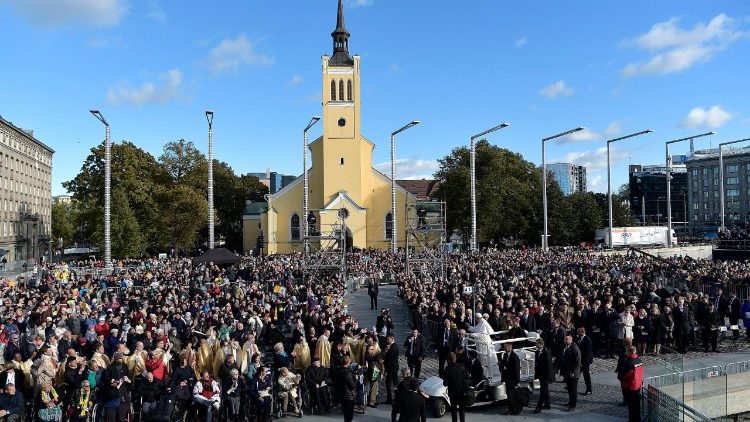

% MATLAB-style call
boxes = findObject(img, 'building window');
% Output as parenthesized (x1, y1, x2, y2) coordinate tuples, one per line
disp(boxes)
(339, 80, 345, 101)
(385, 212, 393, 239)
(693, 203, 699, 210)
(727, 189, 740, 197)
(704, 191, 709, 198)
(692, 169, 698, 176)
(702, 168, 708, 175)
(714, 167, 719, 174)
(703, 179, 708, 187)
(694, 214, 699, 221)
(340, 157, 344, 165)
(727, 177, 739, 185)
(727, 164, 739, 173)
(347, 80, 353, 101)
(331, 80, 337, 101)
(290, 214, 300, 241)
(703, 203, 708, 209)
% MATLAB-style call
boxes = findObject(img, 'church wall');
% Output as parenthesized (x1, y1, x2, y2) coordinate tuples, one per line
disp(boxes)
(242, 216, 261, 253)
(265, 180, 305, 254)
(364, 170, 409, 249)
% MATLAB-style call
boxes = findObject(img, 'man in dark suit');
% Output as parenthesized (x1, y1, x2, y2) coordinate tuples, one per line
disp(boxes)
(393, 378, 427, 422)
(501, 342, 521, 415)
(382, 334, 400, 404)
(673, 298, 692, 353)
(368, 280, 379, 310)
(533, 338, 554, 414)
(442, 353, 469, 422)
(436, 319, 455, 377)
(557, 335, 581, 411)
(0, 362, 24, 394)
(714, 288, 727, 321)
(727, 292, 741, 340)
(576, 327, 593, 395)
(404, 329, 425, 379)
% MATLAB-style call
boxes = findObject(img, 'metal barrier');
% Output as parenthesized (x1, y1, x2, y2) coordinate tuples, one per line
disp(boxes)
(724, 359, 750, 375)
(643, 384, 712, 422)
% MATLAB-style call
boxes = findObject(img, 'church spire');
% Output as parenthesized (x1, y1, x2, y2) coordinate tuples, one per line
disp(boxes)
(330, 0, 354, 66)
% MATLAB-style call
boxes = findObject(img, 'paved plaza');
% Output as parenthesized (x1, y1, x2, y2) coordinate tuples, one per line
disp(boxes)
(300, 284, 750, 421)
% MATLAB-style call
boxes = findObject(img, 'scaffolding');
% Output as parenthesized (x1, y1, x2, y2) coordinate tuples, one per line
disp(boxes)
(405, 200, 447, 280)
(303, 208, 348, 286)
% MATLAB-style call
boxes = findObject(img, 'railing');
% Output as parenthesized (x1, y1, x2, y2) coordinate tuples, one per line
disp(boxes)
(715, 239, 750, 250)
(343, 276, 362, 298)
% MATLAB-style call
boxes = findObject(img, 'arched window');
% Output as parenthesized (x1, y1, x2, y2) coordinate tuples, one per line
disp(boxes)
(330, 80, 337, 101)
(347, 80, 353, 101)
(290, 214, 300, 241)
(385, 212, 393, 239)
(339, 80, 345, 101)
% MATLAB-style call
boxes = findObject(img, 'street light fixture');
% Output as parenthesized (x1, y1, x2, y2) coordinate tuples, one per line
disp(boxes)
(665, 132, 715, 246)
(205, 110, 215, 249)
(470, 122, 510, 251)
(719, 137, 750, 231)
(89, 109, 112, 269)
(607, 129, 653, 248)
(303, 116, 321, 256)
(541, 127, 584, 251)
(391, 120, 421, 253)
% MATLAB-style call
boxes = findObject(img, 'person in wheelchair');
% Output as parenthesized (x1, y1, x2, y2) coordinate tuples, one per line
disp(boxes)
(139, 372, 164, 418)
(276, 366, 302, 418)
(38, 382, 63, 422)
(0, 383, 24, 422)
(100, 376, 131, 422)
(223, 369, 245, 422)
(70, 380, 94, 422)
(249, 366, 273, 422)
(192, 371, 221, 422)
(305, 357, 331, 414)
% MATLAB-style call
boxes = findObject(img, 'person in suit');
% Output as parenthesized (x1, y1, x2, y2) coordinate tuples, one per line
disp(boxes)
(0, 363, 24, 394)
(500, 342, 521, 415)
(368, 280, 379, 310)
(557, 335, 581, 411)
(714, 288, 727, 322)
(436, 319, 455, 377)
(726, 292, 741, 340)
(576, 327, 594, 395)
(377, 309, 395, 350)
(451, 329, 469, 354)
(702, 302, 721, 353)
(442, 353, 469, 422)
(673, 298, 691, 353)
(393, 378, 427, 422)
(533, 338, 554, 414)
(404, 329, 425, 379)
(382, 334, 400, 404)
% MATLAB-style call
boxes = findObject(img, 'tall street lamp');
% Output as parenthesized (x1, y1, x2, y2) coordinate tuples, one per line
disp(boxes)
(205, 111, 215, 249)
(470, 122, 509, 251)
(541, 127, 584, 251)
(303, 116, 321, 256)
(89, 110, 112, 269)
(390, 120, 421, 253)
(607, 130, 653, 248)
(719, 137, 750, 231)
(665, 132, 715, 246)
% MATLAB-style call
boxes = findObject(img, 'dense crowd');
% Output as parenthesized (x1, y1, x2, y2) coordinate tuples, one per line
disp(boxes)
(0, 247, 748, 422)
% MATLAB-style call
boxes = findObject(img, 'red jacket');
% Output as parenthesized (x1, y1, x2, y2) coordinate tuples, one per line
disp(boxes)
(145, 358, 165, 380)
(620, 353, 644, 391)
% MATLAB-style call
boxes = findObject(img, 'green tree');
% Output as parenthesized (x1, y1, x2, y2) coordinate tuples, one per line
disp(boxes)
(160, 139, 206, 183)
(51, 201, 74, 249)
(567, 192, 603, 242)
(110, 189, 145, 258)
(158, 184, 208, 254)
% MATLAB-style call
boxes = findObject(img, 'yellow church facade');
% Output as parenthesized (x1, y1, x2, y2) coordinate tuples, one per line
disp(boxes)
(243, 0, 414, 254)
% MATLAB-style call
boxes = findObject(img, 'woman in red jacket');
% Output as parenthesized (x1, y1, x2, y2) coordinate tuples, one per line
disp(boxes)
(145, 351, 165, 380)
(619, 345, 644, 422)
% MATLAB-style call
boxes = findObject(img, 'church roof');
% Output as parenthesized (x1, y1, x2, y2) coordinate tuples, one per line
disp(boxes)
(330, 0, 354, 66)
(396, 179, 441, 200)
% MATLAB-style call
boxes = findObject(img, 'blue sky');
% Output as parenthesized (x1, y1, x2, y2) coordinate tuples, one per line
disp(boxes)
(1, 0, 748, 196)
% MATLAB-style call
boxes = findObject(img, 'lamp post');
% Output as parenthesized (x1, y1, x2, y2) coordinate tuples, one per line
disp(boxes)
(390, 120, 421, 253)
(541, 127, 584, 251)
(607, 130, 653, 248)
(89, 110, 112, 269)
(665, 132, 715, 246)
(719, 137, 750, 231)
(205, 111, 215, 249)
(470, 122, 509, 252)
(303, 116, 321, 257)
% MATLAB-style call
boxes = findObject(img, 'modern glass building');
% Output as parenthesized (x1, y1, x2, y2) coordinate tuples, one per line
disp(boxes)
(546, 163, 587, 195)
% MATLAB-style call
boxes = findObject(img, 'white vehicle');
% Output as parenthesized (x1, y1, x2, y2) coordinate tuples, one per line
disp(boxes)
(420, 331, 539, 417)
(595, 226, 676, 247)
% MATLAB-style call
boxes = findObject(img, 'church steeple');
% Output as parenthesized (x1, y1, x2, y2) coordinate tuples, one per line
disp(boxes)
(330, 0, 354, 66)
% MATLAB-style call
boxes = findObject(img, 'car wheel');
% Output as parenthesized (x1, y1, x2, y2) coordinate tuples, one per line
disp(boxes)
(432, 397, 447, 418)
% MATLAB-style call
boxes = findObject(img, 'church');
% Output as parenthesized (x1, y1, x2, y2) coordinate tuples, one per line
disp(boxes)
(242, 0, 431, 254)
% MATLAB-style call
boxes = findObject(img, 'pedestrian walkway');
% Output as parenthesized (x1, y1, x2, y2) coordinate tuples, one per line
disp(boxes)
(304, 284, 628, 421)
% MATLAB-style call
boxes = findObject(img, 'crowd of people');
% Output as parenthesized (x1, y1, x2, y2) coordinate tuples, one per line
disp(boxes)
(0, 246, 746, 421)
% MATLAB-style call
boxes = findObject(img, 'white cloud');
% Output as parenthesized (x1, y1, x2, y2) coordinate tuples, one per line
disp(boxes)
(589, 174, 604, 190)
(106, 68, 184, 106)
(603, 121, 621, 135)
(621, 14, 748, 77)
(514, 37, 528, 47)
(146, 0, 166, 22)
(3, 0, 128, 28)
(681, 105, 732, 128)
(349, 0, 374, 8)
(389, 63, 403, 74)
(204, 35, 274, 75)
(375, 158, 439, 180)
(552, 146, 630, 171)
(539, 80, 574, 99)
(289, 75, 304, 86)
